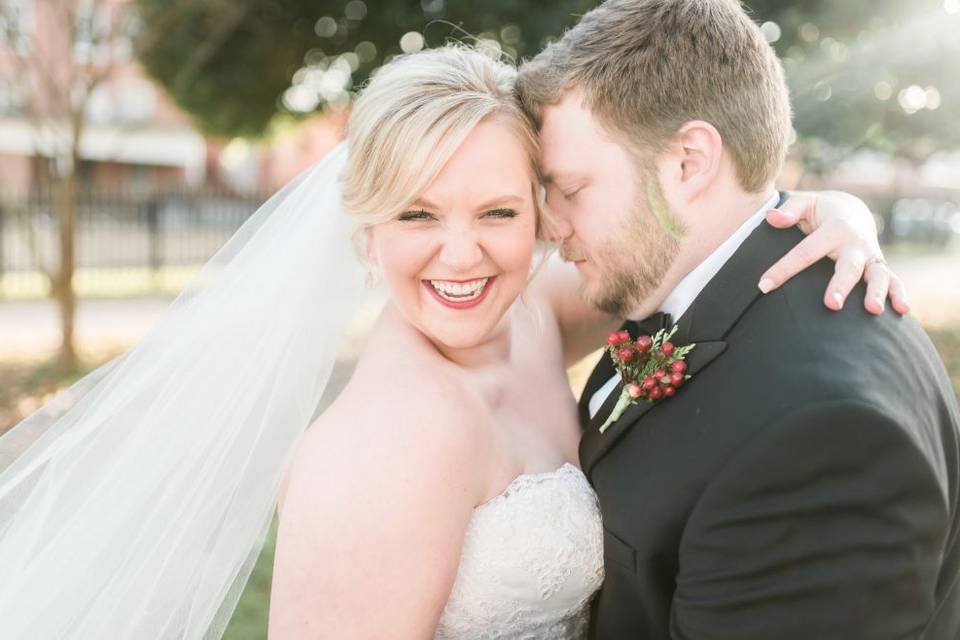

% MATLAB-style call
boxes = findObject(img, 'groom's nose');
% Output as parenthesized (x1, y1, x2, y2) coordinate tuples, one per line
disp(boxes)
(542, 206, 573, 243)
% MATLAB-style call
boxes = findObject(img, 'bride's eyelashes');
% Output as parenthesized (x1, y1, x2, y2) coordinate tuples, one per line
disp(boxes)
(396, 208, 520, 222)
(398, 209, 435, 222)
(484, 208, 519, 219)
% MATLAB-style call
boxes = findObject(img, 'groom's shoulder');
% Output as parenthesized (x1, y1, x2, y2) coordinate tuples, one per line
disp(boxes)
(764, 252, 928, 355)
(728, 251, 956, 441)
(736, 231, 926, 361)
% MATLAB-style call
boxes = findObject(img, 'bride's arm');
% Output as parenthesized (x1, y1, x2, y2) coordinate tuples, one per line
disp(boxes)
(269, 376, 488, 639)
(532, 191, 909, 367)
(759, 190, 909, 314)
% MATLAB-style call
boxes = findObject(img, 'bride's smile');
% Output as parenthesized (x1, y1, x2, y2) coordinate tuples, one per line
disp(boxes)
(424, 276, 495, 307)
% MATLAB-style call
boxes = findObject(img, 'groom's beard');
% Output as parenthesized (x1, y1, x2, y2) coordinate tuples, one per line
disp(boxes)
(571, 176, 681, 317)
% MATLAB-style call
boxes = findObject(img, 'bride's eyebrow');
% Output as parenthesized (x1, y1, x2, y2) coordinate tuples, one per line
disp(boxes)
(474, 195, 524, 211)
(409, 197, 440, 210)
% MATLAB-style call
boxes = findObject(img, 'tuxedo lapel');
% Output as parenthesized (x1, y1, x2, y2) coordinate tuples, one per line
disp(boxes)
(579, 205, 797, 477)
(578, 349, 617, 426)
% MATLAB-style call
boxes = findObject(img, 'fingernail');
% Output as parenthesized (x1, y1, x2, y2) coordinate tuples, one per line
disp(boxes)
(875, 295, 885, 312)
(758, 278, 774, 294)
(832, 292, 844, 309)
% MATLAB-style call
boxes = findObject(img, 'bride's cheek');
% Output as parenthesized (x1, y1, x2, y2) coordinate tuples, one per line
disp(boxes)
(493, 221, 537, 273)
(379, 232, 439, 280)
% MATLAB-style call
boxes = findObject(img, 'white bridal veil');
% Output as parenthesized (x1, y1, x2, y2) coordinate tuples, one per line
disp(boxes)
(0, 143, 365, 638)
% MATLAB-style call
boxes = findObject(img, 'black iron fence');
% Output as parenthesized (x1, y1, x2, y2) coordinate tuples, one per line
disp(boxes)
(0, 184, 272, 299)
(0, 182, 957, 300)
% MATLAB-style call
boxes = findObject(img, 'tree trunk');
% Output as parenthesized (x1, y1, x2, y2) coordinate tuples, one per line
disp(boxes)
(55, 171, 78, 370)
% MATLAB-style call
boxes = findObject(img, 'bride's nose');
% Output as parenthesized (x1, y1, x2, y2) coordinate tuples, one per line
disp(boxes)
(438, 230, 484, 273)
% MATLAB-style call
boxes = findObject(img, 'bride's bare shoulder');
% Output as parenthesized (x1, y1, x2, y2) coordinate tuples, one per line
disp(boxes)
(279, 322, 491, 512)
(341, 315, 484, 431)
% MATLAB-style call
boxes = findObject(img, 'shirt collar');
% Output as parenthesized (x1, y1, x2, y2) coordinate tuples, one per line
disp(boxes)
(659, 192, 780, 321)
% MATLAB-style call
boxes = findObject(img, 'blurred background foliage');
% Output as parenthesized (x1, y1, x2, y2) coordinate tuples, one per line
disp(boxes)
(135, 0, 594, 137)
(135, 0, 959, 171)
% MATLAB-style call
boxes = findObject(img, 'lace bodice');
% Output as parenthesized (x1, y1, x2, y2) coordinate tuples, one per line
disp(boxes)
(434, 463, 605, 640)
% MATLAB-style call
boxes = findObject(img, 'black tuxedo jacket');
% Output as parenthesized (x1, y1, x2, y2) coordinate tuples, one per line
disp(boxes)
(579, 221, 960, 639)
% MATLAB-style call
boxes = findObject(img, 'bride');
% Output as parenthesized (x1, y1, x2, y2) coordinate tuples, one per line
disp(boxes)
(0, 45, 904, 639)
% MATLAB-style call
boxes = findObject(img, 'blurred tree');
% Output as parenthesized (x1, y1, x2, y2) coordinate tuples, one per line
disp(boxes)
(0, 0, 134, 370)
(134, 0, 595, 138)
(135, 0, 958, 170)
(747, 0, 959, 169)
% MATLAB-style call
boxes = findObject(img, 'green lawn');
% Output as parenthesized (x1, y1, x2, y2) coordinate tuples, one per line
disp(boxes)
(224, 519, 278, 640)
(1, 328, 958, 638)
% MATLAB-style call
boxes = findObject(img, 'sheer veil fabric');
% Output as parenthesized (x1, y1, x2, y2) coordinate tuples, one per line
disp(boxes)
(0, 143, 364, 639)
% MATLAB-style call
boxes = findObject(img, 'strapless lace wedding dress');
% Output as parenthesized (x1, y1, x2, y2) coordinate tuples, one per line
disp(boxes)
(434, 462, 604, 639)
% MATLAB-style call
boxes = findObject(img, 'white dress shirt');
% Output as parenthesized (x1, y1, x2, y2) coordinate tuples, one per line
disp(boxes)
(587, 192, 780, 419)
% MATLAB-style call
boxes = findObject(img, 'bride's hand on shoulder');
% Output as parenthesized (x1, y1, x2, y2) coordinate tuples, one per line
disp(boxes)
(759, 190, 910, 316)
(268, 374, 488, 639)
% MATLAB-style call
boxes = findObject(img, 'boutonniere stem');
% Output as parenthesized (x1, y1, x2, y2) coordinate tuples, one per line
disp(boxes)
(598, 326, 695, 434)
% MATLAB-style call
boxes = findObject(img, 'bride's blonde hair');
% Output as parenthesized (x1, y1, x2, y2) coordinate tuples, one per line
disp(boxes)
(341, 44, 543, 237)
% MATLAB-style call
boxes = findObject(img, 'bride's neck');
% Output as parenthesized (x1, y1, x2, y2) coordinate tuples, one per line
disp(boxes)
(378, 302, 515, 371)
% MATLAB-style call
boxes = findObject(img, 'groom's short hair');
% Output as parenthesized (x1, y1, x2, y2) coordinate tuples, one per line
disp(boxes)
(516, 0, 792, 192)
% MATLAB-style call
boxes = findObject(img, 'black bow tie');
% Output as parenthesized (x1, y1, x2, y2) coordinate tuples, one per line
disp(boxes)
(636, 311, 672, 337)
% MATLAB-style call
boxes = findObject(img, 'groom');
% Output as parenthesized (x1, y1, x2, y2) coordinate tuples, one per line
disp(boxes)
(517, 0, 960, 638)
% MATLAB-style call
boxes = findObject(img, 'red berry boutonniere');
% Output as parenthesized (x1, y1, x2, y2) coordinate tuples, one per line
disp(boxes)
(599, 326, 695, 434)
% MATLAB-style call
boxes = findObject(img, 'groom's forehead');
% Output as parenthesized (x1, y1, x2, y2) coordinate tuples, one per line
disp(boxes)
(538, 93, 618, 156)
(538, 105, 624, 180)
(537, 104, 588, 171)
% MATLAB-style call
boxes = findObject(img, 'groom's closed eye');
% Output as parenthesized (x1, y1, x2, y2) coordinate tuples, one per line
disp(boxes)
(545, 184, 583, 206)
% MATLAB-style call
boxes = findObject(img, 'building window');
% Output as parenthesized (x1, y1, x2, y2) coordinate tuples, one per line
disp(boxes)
(73, 2, 113, 64)
(0, 0, 34, 55)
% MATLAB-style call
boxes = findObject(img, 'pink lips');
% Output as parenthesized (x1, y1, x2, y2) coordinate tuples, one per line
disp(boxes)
(423, 277, 496, 310)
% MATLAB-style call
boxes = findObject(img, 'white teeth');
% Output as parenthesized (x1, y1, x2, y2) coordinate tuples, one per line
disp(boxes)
(428, 278, 489, 302)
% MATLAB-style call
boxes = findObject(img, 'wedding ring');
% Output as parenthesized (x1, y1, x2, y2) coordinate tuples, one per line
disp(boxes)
(864, 256, 887, 270)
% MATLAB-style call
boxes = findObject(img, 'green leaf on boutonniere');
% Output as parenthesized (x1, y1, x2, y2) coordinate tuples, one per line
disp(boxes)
(599, 388, 635, 434)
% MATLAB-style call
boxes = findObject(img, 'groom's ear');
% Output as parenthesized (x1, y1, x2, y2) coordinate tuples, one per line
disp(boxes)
(661, 120, 723, 205)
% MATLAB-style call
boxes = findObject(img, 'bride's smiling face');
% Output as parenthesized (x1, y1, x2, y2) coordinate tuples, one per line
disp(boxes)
(366, 119, 538, 350)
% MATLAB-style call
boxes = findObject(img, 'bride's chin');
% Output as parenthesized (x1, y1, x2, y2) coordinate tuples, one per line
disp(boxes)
(423, 312, 508, 353)
(427, 326, 494, 351)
